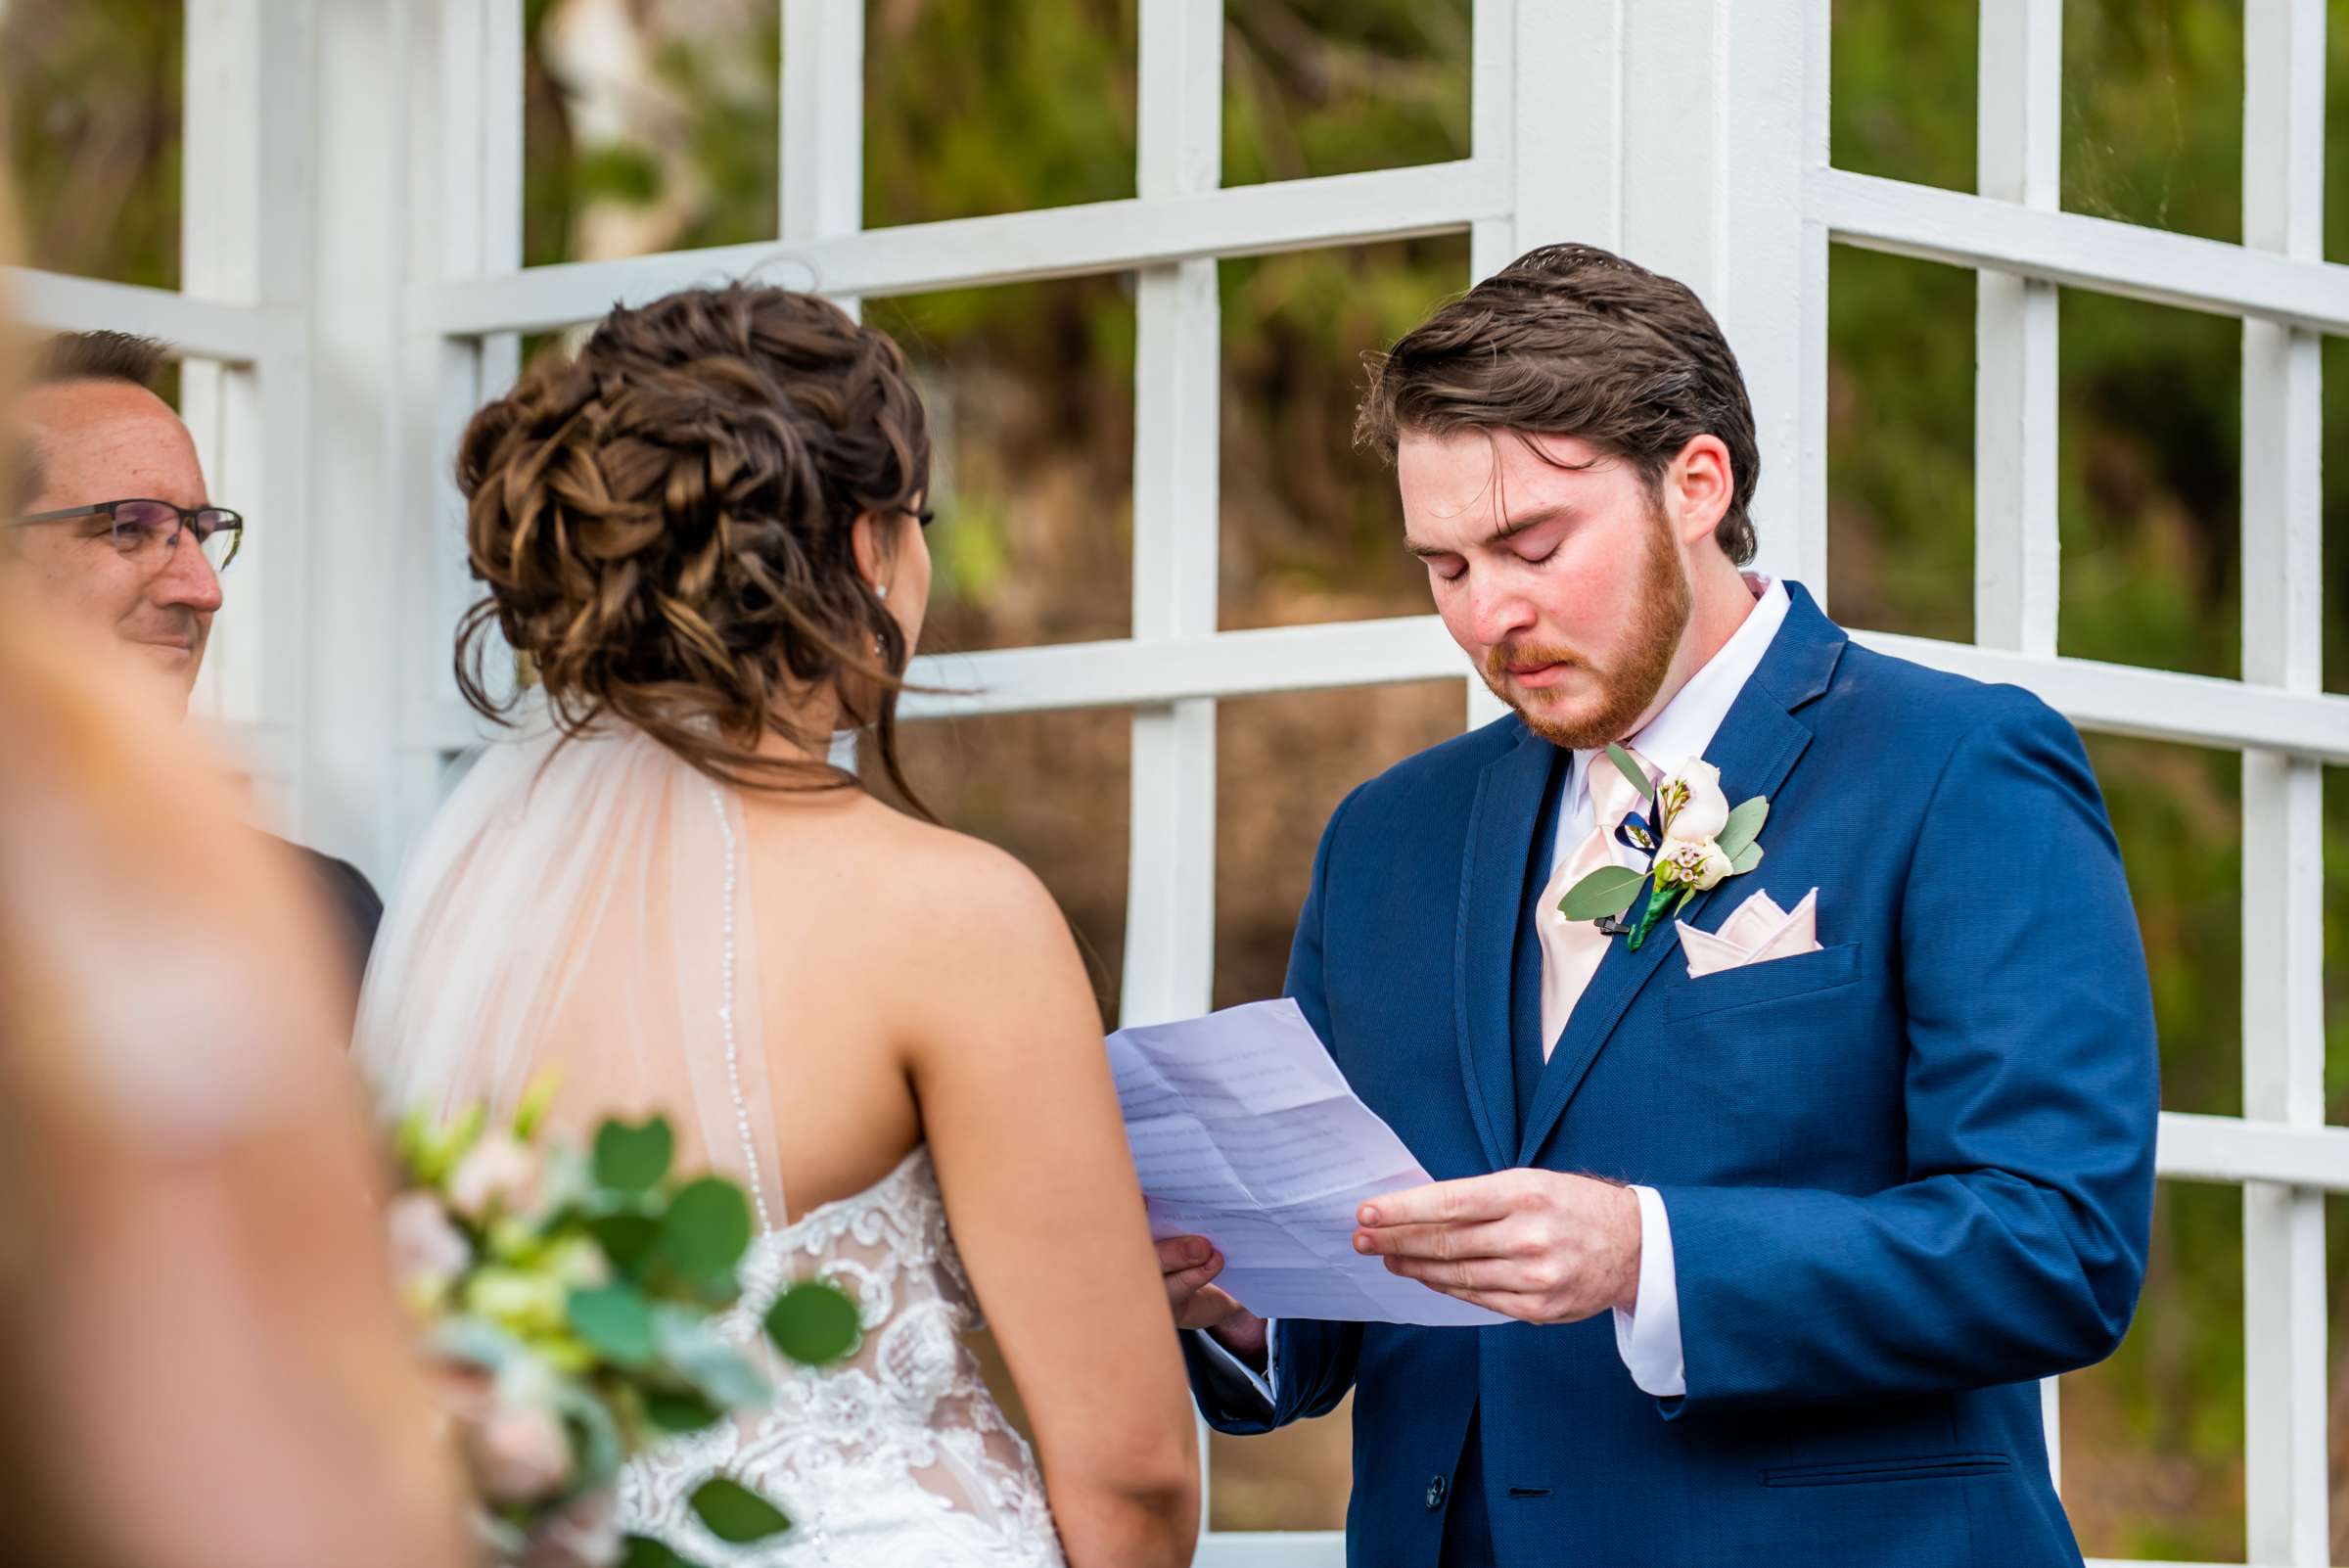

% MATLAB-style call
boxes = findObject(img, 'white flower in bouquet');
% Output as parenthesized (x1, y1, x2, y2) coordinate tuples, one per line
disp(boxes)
(449, 1129, 544, 1221)
(388, 1090, 869, 1568)
(387, 1190, 473, 1311)
(470, 1401, 576, 1506)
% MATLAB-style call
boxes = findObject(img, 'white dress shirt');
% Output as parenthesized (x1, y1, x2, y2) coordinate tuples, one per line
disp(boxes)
(1197, 577, 1793, 1407)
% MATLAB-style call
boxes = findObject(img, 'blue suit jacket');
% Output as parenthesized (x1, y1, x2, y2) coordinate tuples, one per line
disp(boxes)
(1187, 584, 2157, 1568)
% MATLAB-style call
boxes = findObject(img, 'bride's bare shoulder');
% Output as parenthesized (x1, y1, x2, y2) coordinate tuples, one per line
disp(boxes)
(740, 788, 1074, 956)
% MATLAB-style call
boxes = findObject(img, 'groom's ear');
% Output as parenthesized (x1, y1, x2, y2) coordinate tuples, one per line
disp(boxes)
(1664, 435, 1734, 548)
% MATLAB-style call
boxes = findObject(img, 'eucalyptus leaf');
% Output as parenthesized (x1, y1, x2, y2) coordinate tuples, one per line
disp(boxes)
(1557, 863, 1645, 921)
(620, 1534, 694, 1568)
(764, 1281, 863, 1367)
(1716, 796, 1770, 860)
(1605, 743, 1653, 801)
(594, 1117, 674, 1193)
(690, 1477, 793, 1544)
(661, 1177, 753, 1284)
(590, 1212, 662, 1277)
(644, 1390, 725, 1435)
(1729, 842, 1764, 874)
(568, 1283, 656, 1366)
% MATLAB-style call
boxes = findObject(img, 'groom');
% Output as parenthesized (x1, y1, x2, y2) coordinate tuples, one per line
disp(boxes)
(1163, 244, 2157, 1567)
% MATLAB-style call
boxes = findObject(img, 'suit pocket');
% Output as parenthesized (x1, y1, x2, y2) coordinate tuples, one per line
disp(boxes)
(1664, 941, 1863, 1021)
(1762, 1453, 2012, 1488)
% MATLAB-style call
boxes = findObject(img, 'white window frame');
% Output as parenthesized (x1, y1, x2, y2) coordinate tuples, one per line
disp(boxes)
(8, 2, 2312, 1563)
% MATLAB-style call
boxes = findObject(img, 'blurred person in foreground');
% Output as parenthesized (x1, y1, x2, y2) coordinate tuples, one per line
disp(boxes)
(1163, 245, 2158, 1567)
(8, 329, 383, 989)
(0, 573, 473, 1567)
(355, 283, 1198, 1568)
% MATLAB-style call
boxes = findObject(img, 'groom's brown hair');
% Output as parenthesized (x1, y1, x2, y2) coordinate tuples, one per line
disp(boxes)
(1354, 243, 1760, 565)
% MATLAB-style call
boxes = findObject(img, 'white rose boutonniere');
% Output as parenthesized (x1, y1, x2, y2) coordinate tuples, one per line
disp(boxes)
(1558, 744, 1770, 950)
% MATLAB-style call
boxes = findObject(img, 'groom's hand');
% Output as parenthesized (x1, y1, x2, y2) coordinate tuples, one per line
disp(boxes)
(1157, 1235, 1269, 1365)
(1352, 1171, 1643, 1324)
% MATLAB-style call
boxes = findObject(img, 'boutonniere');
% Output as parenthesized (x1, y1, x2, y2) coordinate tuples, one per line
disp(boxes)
(1559, 745, 1769, 951)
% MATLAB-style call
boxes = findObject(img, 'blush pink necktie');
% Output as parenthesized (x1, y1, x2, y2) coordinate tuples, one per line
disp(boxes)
(1535, 746, 1656, 1059)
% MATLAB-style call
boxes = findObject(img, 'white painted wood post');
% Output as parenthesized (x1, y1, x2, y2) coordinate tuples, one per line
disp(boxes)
(783, 0, 864, 314)
(1607, 0, 1825, 597)
(780, 0, 867, 776)
(1974, 0, 2062, 662)
(2239, 3, 2329, 1563)
(1122, 0, 1222, 1031)
(392, 0, 525, 864)
(182, 0, 315, 815)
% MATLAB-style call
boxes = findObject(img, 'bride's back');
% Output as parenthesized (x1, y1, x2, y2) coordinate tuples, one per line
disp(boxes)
(361, 284, 1196, 1568)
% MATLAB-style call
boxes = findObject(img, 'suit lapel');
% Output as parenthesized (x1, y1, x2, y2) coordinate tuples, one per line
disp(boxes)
(1512, 584, 1850, 1168)
(1455, 722, 1561, 1174)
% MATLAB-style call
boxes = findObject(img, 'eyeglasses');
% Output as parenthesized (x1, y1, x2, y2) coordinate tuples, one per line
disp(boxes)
(902, 505, 937, 530)
(11, 498, 244, 572)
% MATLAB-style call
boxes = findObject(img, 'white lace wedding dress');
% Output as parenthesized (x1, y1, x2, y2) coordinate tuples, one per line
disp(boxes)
(355, 718, 1067, 1567)
(620, 1148, 1064, 1566)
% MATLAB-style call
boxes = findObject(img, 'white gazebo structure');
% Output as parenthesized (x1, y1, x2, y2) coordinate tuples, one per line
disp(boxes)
(11, 3, 2342, 1563)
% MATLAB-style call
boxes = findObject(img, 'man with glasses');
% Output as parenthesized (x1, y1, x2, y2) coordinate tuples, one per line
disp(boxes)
(9, 330, 383, 993)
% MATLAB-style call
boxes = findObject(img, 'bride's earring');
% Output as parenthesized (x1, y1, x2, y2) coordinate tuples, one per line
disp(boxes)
(874, 583, 889, 602)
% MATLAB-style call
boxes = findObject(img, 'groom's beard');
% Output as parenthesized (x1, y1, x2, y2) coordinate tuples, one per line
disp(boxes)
(1482, 506, 1691, 752)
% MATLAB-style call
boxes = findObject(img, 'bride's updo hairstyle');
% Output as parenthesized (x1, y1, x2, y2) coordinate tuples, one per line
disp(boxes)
(453, 282, 930, 806)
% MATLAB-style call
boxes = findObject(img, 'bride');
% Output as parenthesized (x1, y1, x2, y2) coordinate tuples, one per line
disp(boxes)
(355, 284, 1198, 1567)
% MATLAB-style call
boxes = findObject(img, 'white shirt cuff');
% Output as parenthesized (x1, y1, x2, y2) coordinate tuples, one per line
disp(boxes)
(1192, 1319, 1279, 1408)
(1611, 1185, 1686, 1398)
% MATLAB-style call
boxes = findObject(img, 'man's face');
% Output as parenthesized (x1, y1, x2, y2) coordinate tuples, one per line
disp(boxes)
(15, 380, 221, 707)
(1401, 429, 1691, 750)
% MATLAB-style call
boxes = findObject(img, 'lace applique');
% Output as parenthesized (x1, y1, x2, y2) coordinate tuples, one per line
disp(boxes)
(618, 1148, 1066, 1567)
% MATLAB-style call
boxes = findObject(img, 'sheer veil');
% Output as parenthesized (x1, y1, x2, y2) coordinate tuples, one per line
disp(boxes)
(353, 712, 785, 1231)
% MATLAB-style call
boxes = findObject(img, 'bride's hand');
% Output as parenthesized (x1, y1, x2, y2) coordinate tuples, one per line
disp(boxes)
(1156, 1235, 1267, 1358)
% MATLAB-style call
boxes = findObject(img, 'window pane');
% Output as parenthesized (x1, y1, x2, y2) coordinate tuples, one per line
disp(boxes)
(865, 0, 1135, 228)
(2320, 336, 2349, 699)
(869, 278, 1136, 652)
(2087, 734, 2242, 1121)
(1828, 0, 1976, 193)
(1220, 235, 1471, 632)
(2332, 767, 2349, 1123)
(2057, 289, 2241, 681)
(2061, 0, 2242, 245)
(2060, 1181, 2245, 1561)
(1222, 1, 1469, 188)
(1208, 1394, 1354, 1533)
(1, 0, 183, 289)
(1824, 245, 1976, 643)
(523, 0, 780, 266)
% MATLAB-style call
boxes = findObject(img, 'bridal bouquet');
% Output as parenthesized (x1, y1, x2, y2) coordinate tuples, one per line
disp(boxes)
(387, 1084, 860, 1566)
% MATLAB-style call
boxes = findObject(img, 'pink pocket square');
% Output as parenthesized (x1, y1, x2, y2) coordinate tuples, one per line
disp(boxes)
(1677, 887, 1822, 978)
